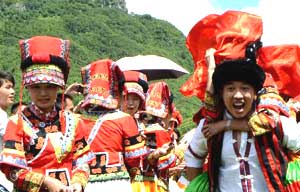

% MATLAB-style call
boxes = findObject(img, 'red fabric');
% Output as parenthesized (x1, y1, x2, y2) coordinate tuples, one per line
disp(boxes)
(145, 81, 173, 118)
(180, 10, 262, 100)
(171, 109, 183, 127)
(255, 136, 287, 191)
(19, 36, 70, 65)
(286, 182, 300, 192)
(263, 135, 286, 191)
(254, 138, 274, 190)
(144, 124, 176, 170)
(1, 112, 91, 188)
(81, 59, 122, 109)
(263, 72, 278, 88)
(123, 70, 147, 83)
(257, 44, 300, 98)
(86, 112, 141, 170)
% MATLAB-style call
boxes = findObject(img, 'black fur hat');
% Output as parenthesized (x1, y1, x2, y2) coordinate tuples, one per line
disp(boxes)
(212, 58, 266, 94)
(212, 40, 265, 94)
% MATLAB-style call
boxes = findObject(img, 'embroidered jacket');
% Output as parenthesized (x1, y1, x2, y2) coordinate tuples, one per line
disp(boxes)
(143, 123, 177, 192)
(85, 110, 147, 183)
(0, 106, 93, 192)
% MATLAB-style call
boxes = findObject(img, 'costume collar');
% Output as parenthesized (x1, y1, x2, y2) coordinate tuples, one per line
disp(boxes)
(29, 103, 58, 122)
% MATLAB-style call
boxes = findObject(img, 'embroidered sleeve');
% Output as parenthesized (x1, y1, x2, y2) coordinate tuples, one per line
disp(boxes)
(249, 87, 290, 136)
(72, 137, 94, 168)
(1, 167, 44, 192)
(248, 110, 275, 136)
(146, 127, 177, 170)
(202, 91, 220, 121)
(71, 164, 90, 188)
(71, 119, 94, 188)
(0, 117, 46, 192)
(72, 118, 95, 166)
(157, 149, 177, 170)
(1, 118, 28, 169)
(124, 134, 147, 160)
(184, 119, 208, 168)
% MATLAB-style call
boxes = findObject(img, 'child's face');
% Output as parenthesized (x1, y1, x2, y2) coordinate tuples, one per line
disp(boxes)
(0, 80, 15, 110)
(121, 93, 141, 116)
(222, 81, 256, 119)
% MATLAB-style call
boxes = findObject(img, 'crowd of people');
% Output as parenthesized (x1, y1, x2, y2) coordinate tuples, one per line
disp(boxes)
(0, 35, 186, 192)
(1, 9, 300, 192)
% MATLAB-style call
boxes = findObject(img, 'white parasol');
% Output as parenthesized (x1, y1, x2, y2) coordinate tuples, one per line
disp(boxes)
(116, 55, 190, 81)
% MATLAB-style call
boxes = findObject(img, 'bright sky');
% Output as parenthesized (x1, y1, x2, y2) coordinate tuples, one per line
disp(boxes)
(125, 0, 300, 46)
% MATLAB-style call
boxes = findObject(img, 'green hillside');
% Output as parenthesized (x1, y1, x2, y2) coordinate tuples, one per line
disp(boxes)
(0, 0, 200, 134)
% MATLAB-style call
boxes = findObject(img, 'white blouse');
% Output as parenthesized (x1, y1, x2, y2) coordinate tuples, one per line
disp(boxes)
(0, 108, 8, 152)
(0, 108, 8, 136)
(184, 114, 300, 192)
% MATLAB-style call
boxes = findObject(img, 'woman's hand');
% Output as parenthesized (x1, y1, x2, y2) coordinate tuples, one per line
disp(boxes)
(168, 161, 186, 177)
(64, 83, 84, 95)
(147, 143, 174, 165)
(43, 176, 73, 192)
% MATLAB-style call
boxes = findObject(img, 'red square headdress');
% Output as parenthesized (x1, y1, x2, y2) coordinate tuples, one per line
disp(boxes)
(81, 59, 123, 109)
(145, 81, 174, 118)
(19, 36, 70, 87)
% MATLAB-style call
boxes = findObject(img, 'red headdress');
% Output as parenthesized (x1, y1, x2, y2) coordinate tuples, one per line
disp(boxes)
(145, 81, 174, 118)
(180, 10, 263, 101)
(81, 59, 123, 109)
(19, 36, 70, 87)
(17, 36, 71, 134)
(121, 70, 148, 106)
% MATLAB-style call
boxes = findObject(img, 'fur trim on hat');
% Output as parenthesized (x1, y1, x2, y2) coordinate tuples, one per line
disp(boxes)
(212, 58, 266, 94)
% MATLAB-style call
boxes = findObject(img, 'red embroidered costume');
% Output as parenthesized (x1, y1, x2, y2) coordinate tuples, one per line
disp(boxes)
(80, 60, 147, 192)
(0, 36, 93, 192)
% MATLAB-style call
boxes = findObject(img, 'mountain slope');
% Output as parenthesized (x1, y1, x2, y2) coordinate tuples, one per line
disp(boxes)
(0, 0, 200, 133)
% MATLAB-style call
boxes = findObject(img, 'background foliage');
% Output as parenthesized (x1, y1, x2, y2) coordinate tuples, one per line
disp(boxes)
(0, 0, 201, 135)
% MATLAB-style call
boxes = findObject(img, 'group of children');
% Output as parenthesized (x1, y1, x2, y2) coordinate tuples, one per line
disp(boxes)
(0, 36, 186, 192)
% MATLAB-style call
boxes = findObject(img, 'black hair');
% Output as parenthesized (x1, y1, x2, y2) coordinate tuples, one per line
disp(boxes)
(173, 128, 181, 140)
(11, 101, 27, 114)
(212, 58, 265, 95)
(0, 71, 15, 87)
(139, 112, 159, 124)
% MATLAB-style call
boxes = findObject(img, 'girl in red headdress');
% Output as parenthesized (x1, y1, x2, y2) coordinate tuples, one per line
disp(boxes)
(118, 70, 154, 191)
(138, 81, 177, 192)
(79, 60, 148, 192)
(0, 36, 93, 192)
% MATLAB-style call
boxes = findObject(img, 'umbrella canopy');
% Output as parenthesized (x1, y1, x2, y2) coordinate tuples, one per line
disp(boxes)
(116, 55, 190, 80)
